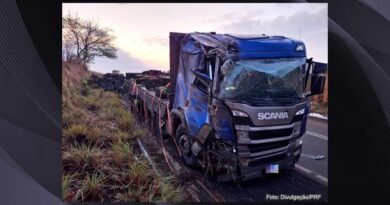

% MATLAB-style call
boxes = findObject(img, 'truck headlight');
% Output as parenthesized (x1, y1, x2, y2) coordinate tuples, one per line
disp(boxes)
(232, 110, 249, 117)
(295, 108, 305, 115)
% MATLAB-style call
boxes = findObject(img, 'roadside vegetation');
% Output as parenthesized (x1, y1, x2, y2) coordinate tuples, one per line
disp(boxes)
(62, 62, 183, 202)
(310, 101, 328, 116)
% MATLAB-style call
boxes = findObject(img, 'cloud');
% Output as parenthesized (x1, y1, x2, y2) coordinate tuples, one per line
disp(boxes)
(89, 48, 150, 73)
(217, 7, 326, 36)
(143, 37, 169, 47)
(213, 6, 328, 62)
(207, 12, 248, 23)
(206, 8, 265, 24)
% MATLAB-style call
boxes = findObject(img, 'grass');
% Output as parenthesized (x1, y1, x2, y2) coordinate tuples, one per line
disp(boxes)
(114, 160, 175, 202)
(62, 173, 77, 202)
(62, 66, 183, 202)
(77, 172, 107, 201)
(62, 108, 87, 128)
(114, 130, 132, 141)
(132, 129, 147, 139)
(63, 143, 103, 173)
(158, 176, 184, 202)
(65, 124, 88, 137)
(85, 126, 102, 143)
(111, 140, 134, 165)
(310, 101, 328, 116)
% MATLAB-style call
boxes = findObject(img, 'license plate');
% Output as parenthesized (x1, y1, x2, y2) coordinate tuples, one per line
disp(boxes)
(266, 164, 279, 174)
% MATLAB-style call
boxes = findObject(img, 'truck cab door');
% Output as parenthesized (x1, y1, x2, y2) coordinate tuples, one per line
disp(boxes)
(185, 69, 211, 137)
(305, 60, 328, 97)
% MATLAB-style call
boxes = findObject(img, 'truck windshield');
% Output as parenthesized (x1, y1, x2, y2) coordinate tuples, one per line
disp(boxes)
(217, 58, 306, 104)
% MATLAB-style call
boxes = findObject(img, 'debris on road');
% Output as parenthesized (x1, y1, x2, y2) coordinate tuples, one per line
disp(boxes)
(301, 154, 325, 160)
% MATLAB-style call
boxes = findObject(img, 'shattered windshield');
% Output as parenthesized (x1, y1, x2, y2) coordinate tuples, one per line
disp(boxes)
(217, 58, 306, 104)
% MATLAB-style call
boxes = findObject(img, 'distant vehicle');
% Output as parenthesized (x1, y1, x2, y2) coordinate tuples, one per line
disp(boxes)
(128, 32, 327, 181)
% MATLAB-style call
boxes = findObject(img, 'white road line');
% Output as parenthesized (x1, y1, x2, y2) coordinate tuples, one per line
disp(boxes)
(295, 164, 328, 186)
(306, 131, 328, 140)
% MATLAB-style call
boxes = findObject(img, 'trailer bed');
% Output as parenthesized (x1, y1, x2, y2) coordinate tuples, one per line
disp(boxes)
(128, 79, 170, 120)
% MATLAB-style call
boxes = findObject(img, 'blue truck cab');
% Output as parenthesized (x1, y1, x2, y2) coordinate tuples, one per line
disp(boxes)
(168, 32, 327, 181)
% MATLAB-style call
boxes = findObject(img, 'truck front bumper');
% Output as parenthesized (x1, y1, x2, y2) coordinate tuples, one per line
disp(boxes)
(238, 141, 302, 181)
(216, 139, 302, 182)
(231, 121, 304, 181)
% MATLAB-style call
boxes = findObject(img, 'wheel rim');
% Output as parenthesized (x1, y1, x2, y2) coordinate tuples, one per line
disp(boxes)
(179, 134, 191, 155)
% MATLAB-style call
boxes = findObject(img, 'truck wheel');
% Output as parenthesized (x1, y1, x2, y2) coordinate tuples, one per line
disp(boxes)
(176, 124, 198, 167)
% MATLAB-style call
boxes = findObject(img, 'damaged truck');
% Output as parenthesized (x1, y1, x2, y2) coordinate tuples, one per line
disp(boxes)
(128, 32, 327, 181)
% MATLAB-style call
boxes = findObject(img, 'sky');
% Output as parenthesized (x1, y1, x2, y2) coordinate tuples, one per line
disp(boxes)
(62, 3, 328, 73)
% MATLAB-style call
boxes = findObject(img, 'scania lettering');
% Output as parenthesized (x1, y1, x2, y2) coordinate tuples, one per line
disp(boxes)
(258, 112, 289, 120)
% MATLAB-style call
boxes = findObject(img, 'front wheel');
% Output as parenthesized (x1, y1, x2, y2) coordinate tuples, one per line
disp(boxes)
(175, 124, 198, 167)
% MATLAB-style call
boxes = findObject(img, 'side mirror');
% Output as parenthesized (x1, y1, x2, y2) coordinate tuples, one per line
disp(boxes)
(305, 61, 327, 97)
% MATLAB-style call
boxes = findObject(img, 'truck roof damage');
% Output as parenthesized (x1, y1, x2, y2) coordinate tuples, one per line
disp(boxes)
(180, 32, 306, 60)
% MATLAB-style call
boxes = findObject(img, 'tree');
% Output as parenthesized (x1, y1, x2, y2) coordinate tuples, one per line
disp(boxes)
(62, 13, 118, 65)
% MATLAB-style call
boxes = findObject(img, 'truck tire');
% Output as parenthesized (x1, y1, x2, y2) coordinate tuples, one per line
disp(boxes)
(176, 124, 198, 167)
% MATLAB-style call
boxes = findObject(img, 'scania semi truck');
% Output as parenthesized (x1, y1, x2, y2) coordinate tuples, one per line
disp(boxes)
(128, 32, 327, 181)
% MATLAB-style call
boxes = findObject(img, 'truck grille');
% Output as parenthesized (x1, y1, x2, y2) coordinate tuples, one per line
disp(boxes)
(248, 128, 293, 140)
(233, 114, 303, 127)
(234, 118, 303, 169)
(248, 153, 287, 167)
(247, 140, 290, 153)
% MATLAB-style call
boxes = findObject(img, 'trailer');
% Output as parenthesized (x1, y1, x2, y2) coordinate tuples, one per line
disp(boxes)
(127, 32, 327, 181)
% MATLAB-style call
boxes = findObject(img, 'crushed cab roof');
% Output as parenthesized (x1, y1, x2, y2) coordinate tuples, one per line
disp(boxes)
(187, 32, 306, 59)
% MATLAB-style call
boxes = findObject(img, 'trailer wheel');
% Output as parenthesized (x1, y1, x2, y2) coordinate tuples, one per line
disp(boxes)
(176, 124, 198, 167)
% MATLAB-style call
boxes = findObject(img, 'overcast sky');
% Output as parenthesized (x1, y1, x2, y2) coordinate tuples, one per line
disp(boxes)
(62, 3, 327, 73)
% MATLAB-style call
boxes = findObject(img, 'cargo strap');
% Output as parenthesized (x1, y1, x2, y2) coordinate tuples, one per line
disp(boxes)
(159, 87, 163, 99)
(132, 83, 137, 95)
(159, 105, 177, 175)
(166, 102, 181, 157)
(158, 93, 163, 137)
(151, 95, 155, 111)
(134, 86, 139, 113)
(143, 92, 147, 121)
(150, 95, 155, 130)
(166, 102, 172, 136)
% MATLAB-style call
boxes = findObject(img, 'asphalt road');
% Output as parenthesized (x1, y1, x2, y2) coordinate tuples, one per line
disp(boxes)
(204, 169, 328, 202)
(298, 118, 328, 178)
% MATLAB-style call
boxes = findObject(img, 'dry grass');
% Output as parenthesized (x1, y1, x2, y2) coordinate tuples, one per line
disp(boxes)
(62, 107, 87, 128)
(62, 62, 183, 202)
(310, 101, 328, 116)
(63, 143, 104, 173)
(110, 140, 134, 165)
(77, 172, 107, 201)
(62, 173, 77, 202)
(64, 124, 88, 137)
